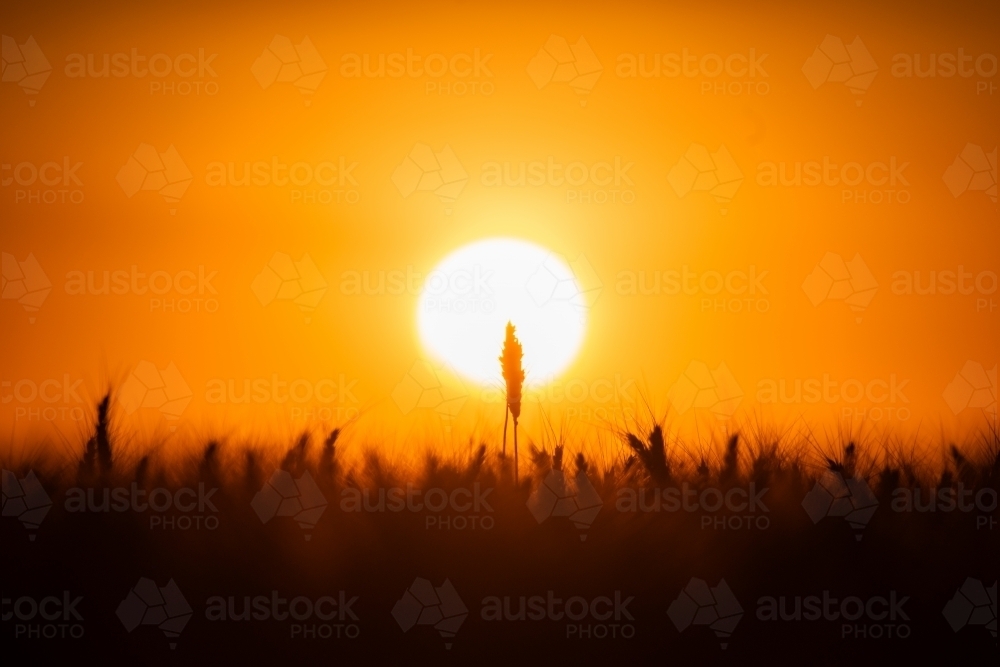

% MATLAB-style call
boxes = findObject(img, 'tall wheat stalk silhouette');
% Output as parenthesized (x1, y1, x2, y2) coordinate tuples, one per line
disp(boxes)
(500, 321, 524, 483)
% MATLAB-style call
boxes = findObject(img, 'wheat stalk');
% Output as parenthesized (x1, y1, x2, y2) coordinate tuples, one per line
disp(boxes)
(500, 321, 524, 483)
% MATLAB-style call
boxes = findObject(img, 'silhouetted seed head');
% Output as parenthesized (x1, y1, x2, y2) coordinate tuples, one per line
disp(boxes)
(200, 442, 219, 481)
(244, 450, 262, 493)
(96, 394, 112, 474)
(626, 426, 670, 484)
(877, 465, 900, 497)
(575, 452, 588, 474)
(499, 321, 524, 423)
(135, 456, 150, 486)
(826, 442, 857, 475)
(79, 394, 113, 481)
(462, 445, 487, 483)
(320, 429, 339, 477)
(282, 433, 310, 474)
(721, 434, 739, 483)
(471, 444, 486, 472)
(844, 442, 856, 466)
(425, 452, 440, 474)
(530, 445, 550, 472)
(950, 445, 965, 467)
(649, 425, 665, 456)
(324, 429, 340, 451)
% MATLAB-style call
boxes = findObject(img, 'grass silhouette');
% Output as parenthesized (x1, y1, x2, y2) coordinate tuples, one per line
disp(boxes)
(1, 394, 997, 665)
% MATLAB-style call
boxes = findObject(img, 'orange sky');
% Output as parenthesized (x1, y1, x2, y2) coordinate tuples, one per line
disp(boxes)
(2, 0, 997, 456)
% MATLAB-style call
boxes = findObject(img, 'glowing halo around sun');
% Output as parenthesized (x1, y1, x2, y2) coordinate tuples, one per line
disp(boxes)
(417, 238, 587, 387)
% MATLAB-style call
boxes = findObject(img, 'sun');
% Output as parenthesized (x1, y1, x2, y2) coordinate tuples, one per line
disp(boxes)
(417, 238, 588, 386)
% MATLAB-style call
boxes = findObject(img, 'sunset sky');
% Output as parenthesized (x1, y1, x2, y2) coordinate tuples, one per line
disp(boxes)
(3, 0, 997, 454)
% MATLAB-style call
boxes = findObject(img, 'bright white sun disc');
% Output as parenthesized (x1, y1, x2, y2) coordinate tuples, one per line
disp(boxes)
(417, 238, 587, 386)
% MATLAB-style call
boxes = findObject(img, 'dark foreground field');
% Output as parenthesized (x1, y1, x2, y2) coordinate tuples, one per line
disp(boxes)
(2, 400, 997, 665)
